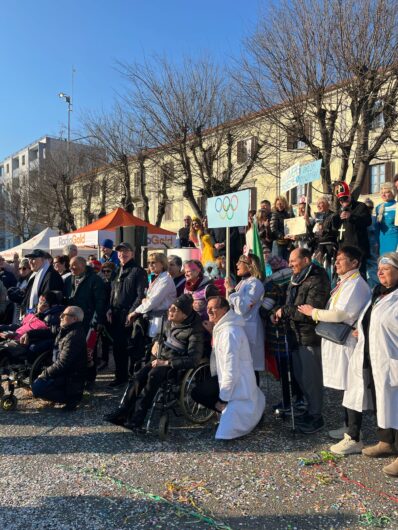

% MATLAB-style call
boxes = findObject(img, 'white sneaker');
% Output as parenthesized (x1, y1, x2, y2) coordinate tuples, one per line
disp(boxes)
(330, 433, 364, 455)
(328, 425, 348, 439)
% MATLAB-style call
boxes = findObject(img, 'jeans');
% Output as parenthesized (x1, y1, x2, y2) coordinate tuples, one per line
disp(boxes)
(292, 344, 323, 417)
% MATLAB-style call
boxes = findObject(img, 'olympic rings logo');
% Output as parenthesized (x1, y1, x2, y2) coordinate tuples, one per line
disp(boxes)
(214, 194, 239, 220)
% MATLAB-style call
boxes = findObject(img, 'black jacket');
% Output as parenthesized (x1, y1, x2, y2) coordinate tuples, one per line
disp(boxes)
(110, 258, 148, 317)
(331, 200, 372, 257)
(0, 269, 17, 289)
(69, 266, 107, 330)
(280, 264, 330, 346)
(210, 227, 242, 259)
(270, 209, 293, 242)
(21, 265, 65, 314)
(157, 311, 204, 370)
(43, 321, 87, 398)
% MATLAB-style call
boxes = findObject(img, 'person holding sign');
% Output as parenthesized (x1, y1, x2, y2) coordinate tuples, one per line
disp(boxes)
(375, 182, 398, 254)
(270, 196, 294, 260)
(225, 254, 265, 382)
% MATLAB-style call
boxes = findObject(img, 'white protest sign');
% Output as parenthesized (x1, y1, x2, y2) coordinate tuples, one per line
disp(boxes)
(281, 159, 322, 193)
(207, 189, 250, 228)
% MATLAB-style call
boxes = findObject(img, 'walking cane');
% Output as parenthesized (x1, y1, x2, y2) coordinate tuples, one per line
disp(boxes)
(283, 323, 296, 433)
(274, 326, 286, 420)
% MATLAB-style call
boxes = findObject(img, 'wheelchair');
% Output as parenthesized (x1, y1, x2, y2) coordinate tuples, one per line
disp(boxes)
(0, 347, 53, 411)
(143, 360, 215, 441)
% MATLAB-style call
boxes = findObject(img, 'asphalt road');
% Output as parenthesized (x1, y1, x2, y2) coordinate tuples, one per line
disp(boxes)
(1, 371, 397, 530)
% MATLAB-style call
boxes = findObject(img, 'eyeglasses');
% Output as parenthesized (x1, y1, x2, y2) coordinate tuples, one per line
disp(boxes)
(339, 197, 350, 202)
(102, 269, 112, 273)
(60, 313, 75, 319)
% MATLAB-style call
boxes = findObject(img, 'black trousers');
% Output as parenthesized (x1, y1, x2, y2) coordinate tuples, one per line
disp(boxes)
(121, 362, 172, 416)
(111, 313, 131, 382)
(191, 375, 220, 411)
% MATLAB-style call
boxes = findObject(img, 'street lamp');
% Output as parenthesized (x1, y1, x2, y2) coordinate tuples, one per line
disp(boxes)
(58, 92, 72, 144)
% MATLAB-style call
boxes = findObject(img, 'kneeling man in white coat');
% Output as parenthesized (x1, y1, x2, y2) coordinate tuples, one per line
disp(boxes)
(192, 296, 265, 440)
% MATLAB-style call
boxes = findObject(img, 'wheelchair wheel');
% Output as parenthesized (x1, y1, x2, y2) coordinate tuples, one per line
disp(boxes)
(180, 362, 215, 424)
(29, 351, 52, 386)
(1, 395, 17, 411)
(158, 413, 169, 441)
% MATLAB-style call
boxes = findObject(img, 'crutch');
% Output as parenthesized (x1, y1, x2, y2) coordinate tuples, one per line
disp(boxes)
(274, 326, 286, 420)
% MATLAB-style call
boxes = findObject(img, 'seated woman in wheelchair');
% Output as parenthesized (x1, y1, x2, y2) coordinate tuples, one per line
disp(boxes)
(104, 293, 204, 429)
(0, 291, 64, 366)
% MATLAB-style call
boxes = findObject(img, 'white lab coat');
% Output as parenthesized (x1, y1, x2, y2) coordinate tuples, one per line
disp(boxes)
(212, 310, 266, 440)
(321, 273, 371, 390)
(343, 289, 398, 429)
(229, 276, 265, 371)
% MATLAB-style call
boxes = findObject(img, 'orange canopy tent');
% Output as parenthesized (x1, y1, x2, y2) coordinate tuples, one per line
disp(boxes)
(49, 208, 175, 250)
(73, 207, 175, 235)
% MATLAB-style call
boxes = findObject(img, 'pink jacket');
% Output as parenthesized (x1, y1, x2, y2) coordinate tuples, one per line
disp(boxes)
(14, 313, 48, 340)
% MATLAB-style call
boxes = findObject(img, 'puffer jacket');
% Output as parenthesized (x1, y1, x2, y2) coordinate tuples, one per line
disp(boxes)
(43, 321, 87, 399)
(280, 264, 330, 346)
(69, 266, 107, 330)
(270, 209, 293, 242)
(157, 311, 204, 370)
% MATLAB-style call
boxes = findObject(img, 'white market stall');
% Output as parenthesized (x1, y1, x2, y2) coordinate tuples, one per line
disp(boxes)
(1, 228, 60, 260)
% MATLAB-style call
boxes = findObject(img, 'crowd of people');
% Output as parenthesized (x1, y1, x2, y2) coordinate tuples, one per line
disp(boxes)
(0, 180, 398, 478)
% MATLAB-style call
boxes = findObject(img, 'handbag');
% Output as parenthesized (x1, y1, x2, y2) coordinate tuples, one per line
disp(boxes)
(315, 321, 354, 345)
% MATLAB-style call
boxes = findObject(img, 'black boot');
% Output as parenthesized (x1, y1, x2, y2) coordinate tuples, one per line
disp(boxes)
(103, 379, 138, 426)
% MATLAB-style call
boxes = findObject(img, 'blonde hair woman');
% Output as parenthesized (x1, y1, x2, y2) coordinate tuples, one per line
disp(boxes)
(225, 253, 265, 380)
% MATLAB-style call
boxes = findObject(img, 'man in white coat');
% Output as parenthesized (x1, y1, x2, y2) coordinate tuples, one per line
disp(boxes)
(192, 296, 265, 440)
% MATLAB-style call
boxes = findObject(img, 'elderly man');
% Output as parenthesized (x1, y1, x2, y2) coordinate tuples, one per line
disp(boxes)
(176, 215, 193, 248)
(63, 244, 78, 260)
(32, 306, 87, 410)
(21, 249, 64, 315)
(68, 256, 107, 332)
(104, 293, 203, 429)
(192, 296, 265, 440)
(108, 242, 148, 387)
(100, 238, 120, 266)
(168, 255, 186, 296)
(275, 248, 330, 434)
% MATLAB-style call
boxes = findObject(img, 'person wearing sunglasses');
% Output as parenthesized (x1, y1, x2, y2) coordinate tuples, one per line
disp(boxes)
(32, 305, 87, 411)
(330, 182, 372, 275)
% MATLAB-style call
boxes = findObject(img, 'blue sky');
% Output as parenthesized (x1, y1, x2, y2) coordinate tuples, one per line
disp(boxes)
(0, 0, 263, 160)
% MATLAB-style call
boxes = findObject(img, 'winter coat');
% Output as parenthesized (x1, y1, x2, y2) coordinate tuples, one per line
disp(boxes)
(100, 250, 120, 266)
(212, 310, 265, 440)
(343, 289, 398, 429)
(43, 321, 87, 399)
(135, 272, 176, 315)
(320, 272, 371, 390)
(281, 265, 330, 347)
(157, 311, 204, 370)
(270, 209, 293, 242)
(0, 269, 17, 289)
(229, 276, 265, 371)
(184, 276, 219, 321)
(375, 200, 398, 254)
(69, 266, 107, 330)
(110, 258, 148, 320)
(21, 266, 64, 315)
(331, 200, 372, 257)
(210, 227, 242, 259)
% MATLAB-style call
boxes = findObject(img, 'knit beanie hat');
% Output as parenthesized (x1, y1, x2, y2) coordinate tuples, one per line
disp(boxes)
(172, 294, 193, 316)
(101, 238, 114, 250)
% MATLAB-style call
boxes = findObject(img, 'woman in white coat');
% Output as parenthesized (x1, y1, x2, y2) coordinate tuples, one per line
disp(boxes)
(191, 296, 265, 440)
(225, 254, 265, 380)
(342, 252, 398, 476)
(298, 246, 371, 453)
(130, 253, 176, 337)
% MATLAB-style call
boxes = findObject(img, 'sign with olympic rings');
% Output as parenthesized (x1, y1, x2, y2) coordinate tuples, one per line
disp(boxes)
(207, 189, 250, 228)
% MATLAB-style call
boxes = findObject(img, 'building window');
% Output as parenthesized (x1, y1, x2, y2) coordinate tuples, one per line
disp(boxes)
(0, 166, 3, 177)
(164, 201, 173, 221)
(6, 164, 9, 173)
(237, 137, 258, 164)
(22, 155, 25, 166)
(287, 121, 312, 150)
(370, 100, 385, 130)
(161, 162, 174, 180)
(288, 183, 312, 205)
(370, 164, 386, 194)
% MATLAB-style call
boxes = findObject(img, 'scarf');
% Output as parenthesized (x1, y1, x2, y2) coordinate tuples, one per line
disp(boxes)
(28, 261, 50, 310)
(185, 272, 204, 292)
(287, 264, 313, 305)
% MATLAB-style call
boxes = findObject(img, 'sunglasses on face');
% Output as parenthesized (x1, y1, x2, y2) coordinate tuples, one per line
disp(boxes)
(102, 269, 112, 273)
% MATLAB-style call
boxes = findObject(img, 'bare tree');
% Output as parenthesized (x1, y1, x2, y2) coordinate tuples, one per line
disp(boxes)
(120, 56, 273, 216)
(239, 0, 398, 196)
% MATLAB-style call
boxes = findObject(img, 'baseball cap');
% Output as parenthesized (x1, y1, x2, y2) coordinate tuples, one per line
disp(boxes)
(115, 242, 133, 251)
(25, 249, 47, 259)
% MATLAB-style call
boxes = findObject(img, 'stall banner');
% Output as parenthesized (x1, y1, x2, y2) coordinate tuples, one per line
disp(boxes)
(281, 159, 322, 193)
(207, 190, 250, 228)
